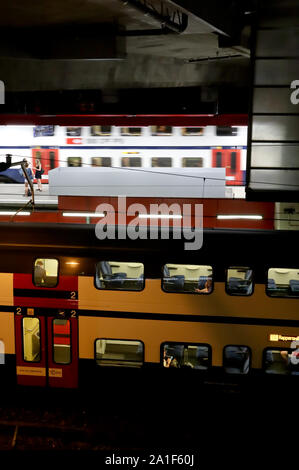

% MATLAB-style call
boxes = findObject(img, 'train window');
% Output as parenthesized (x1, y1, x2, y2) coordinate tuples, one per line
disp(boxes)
(0, 340, 4, 365)
(151, 126, 172, 135)
(33, 258, 59, 288)
(263, 347, 299, 375)
(226, 267, 253, 296)
(67, 157, 82, 167)
(162, 264, 213, 294)
(162, 343, 211, 370)
(181, 127, 204, 136)
(22, 317, 41, 363)
(33, 125, 55, 137)
(121, 157, 142, 167)
(91, 157, 112, 167)
(152, 157, 172, 167)
(49, 151, 56, 170)
(216, 126, 238, 136)
(66, 127, 81, 136)
(267, 268, 299, 298)
(90, 126, 111, 136)
(182, 158, 203, 167)
(53, 319, 71, 365)
(95, 339, 144, 367)
(95, 261, 144, 291)
(121, 127, 142, 136)
(223, 346, 250, 374)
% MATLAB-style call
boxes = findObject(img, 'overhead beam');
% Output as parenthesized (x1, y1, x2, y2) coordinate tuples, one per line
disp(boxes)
(168, 0, 247, 37)
(119, 0, 188, 33)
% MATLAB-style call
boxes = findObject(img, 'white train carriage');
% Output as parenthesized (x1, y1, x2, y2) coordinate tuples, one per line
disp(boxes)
(0, 124, 247, 191)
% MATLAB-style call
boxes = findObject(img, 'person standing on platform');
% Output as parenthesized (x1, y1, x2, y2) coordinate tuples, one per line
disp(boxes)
(23, 161, 34, 197)
(34, 159, 43, 192)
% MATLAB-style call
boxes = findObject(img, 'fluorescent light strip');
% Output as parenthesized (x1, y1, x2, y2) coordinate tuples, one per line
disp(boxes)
(139, 214, 182, 219)
(0, 211, 31, 216)
(63, 212, 105, 217)
(217, 215, 263, 220)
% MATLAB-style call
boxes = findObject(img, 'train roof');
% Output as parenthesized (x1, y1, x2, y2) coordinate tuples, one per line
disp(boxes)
(0, 222, 296, 246)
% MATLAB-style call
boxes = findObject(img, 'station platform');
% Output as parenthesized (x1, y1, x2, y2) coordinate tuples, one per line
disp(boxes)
(0, 184, 58, 208)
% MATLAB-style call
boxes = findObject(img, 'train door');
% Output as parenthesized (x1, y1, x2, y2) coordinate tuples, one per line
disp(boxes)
(212, 149, 242, 186)
(32, 148, 59, 178)
(14, 309, 78, 388)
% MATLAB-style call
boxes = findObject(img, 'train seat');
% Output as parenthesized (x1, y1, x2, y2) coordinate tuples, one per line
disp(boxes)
(224, 347, 250, 374)
(267, 278, 276, 290)
(163, 266, 185, 291)
(228, 276, 252, 294)
(265, 350, 289, 375)
(290, 279, 299, 293)
(96, 261, 127, 289)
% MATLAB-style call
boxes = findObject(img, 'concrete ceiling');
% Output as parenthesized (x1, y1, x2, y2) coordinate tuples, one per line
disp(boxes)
(0, 0, 253, 101)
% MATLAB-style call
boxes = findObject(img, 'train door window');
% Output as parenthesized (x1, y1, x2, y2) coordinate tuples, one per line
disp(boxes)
(49, 151, 56, 170)
(121, 127, 142, 136)
(182, 158, 203, 167)
(53, 319, 71, 365)
(223, 346, 250, 374)
(91, 157, 112, 167)
(151, 157, 172, 167)
(216, 151, 222, 167)
(22, 317, 41, 363)
(67, 157, 82, 167)
(162, 264, 213, 294)
(216, 126, 238, 136)
(34, 258, 59, 288)
(66, 127, 81, 136)
(226, 267, 253, 296)
(90, 126, 111, 136)
(95, 339, 144, 367)
(263, 347, 299, 375)
(121, 157, 142, 167)
(230, 151, 237, 173)
(151, 126, 172, 135)
(267, 268, 299, 298)
(181, 127, 204, 136)
(0, 340, 4, 365)
(95, 261, 144, 291)
(162, 343, 211, 370)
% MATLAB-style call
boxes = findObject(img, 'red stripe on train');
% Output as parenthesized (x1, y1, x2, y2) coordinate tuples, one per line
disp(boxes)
(14, 297, 78, 309)
(14, 274, 78, 291)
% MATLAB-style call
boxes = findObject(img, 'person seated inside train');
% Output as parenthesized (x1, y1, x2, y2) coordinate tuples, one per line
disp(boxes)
(195, 278, 212, 294)
(34, 261, 47, 285)
(163, 351, 179, 368)
(280, 344, 299, 370)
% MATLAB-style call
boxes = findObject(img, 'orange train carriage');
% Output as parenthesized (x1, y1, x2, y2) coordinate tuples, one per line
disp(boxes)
(0, 223, 299, 390)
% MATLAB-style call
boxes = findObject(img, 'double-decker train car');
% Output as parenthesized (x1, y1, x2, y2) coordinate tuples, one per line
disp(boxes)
(0, 223, 298, 393)
(0, 124, 247, 189)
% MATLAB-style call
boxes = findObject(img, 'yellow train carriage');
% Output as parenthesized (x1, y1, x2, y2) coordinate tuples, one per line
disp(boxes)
(0, 223, 298, 389)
